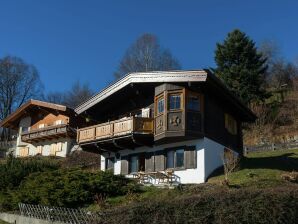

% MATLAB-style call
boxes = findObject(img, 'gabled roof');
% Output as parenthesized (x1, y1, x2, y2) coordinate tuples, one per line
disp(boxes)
(75, 70, 208, 114)
(0, 99, 69, 129)
(75, 69, 256, 122)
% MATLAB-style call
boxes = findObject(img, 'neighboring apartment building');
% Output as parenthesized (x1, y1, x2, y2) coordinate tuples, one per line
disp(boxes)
(75, 70, 256, 184)
(0, 100, 83, 157)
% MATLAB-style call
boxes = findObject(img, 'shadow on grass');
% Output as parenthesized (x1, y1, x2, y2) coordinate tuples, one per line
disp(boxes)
(242, 153, 298, 171)
(208, 152, 298, 179)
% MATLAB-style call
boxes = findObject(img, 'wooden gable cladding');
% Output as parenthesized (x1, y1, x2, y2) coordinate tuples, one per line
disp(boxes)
(154, 84, 204, 143)
(31, 113, 69, 131)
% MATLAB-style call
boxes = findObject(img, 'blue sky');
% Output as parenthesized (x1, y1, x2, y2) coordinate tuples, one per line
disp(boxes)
(0, 0, 297, 94)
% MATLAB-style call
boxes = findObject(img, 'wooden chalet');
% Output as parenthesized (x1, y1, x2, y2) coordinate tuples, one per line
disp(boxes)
(75, 70, 256, 185)
(0, 100, 83, 157)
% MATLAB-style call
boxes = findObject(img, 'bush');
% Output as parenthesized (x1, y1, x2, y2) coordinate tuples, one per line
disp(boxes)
(99, 185, 298, 224)
(0, 155, 60, 191)
(4, 169, 139, 210)
(61, 150, 101, 170)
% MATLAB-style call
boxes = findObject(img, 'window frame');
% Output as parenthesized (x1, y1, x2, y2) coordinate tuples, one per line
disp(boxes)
(156, 95, 165, 116)
(129, 154, 139, 174)
(105, 157, 115, 171)
(168, 92, 182, 111)
(187, 93, 201, 112)
(224, 113, 238, 135)
(165, 146, 185, 170)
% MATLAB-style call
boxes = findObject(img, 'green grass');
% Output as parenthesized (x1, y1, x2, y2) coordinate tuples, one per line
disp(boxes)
(208, 148, 298, 187)
(86, 149, 298, 212)
(0, 220, 9, 224)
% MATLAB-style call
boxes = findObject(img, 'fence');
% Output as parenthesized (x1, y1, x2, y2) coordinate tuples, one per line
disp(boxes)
(244, 141, 298, 154)
(19, 203, 104, 224)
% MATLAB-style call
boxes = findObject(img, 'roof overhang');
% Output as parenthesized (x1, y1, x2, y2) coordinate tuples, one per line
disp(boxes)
(75, 69, 256, 122)
(0, 99, 68, 129)
(75, 70, 208, 114)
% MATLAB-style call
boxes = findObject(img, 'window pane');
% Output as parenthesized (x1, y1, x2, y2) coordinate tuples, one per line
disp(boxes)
(21, 127, 29, 133)
(130, 155, 138, 173)
(106, 157, 115, 170)
(175, 149, 184, 168)
(157, 98, 164, 114)
(169, 95, 181, 110)
(187, 96, 200, 111)
(166, 150, 174, 169)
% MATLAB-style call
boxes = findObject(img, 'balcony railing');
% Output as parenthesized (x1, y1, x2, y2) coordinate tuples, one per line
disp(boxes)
(77, 117, 154, 144)
(21, 124, 75, 143)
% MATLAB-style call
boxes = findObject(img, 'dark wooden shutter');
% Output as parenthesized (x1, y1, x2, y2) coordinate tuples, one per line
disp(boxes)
(121, 155, 129, 175)
(155, 150, 165, 171)
(185, 146, 196, 169)
(145, 152, 155, 172)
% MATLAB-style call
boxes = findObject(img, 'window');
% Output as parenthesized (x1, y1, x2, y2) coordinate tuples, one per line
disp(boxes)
(38, 124, 45, 129)
(50, 143, 57, 156)
(36, 145, 43, 155)
(21, 127, 29, 133)
(19, 147, 29, 157)
(166, 148, 185, 169)
(56, 142, 63, 152)
(166, 150, 174, 168)
(176, 149, 184, 168)
(187, 95, 200, 111)
(157, 97, 164, 115)
(169, 94, 181, 110)
(106, 157, 115, 171)
(225, 113, 237, 135)
(129, 155, 139, 173)
(55, 120, 62, 125)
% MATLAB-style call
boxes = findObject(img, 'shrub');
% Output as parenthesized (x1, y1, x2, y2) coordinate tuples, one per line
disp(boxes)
(99, 185, 298, 224)
(5, 169, 139, 210)
(61, 150, 101, 170)
(0, 155, 60, 191)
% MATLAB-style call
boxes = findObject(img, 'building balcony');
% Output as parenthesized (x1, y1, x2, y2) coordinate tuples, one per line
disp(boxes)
(21, 124, 76, 143)
(77, 117, 154, 151)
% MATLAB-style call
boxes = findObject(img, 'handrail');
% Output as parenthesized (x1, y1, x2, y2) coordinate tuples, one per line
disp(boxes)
(22, 123, 69, 135)
(78, 116, 154, 143)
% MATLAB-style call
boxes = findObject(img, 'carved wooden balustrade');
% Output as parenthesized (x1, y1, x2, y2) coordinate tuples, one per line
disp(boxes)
(77, 117, 154, 144)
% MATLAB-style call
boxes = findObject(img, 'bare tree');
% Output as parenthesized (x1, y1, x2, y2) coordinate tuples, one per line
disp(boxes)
(221, 148, 239, 185)
(114, 33, 181, 79)
(269, 60, 298, 89)
(259, 40, 298, 89)
(45, 81, 94, 109)
(0, 56, 43, 140)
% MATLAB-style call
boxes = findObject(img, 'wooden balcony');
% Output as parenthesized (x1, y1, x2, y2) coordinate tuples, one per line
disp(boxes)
(21, 124, 76, 143)
(77, 117, 154, 151)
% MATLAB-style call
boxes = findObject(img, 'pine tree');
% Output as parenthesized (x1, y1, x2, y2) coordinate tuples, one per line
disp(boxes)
(214, 29, 268, 104)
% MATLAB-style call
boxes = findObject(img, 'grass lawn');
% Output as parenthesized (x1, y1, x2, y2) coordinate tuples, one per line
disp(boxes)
(208, 148, 298, 187)
(0, 220, 9, 224)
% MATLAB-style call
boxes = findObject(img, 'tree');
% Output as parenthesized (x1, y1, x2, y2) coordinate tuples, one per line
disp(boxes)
(114, 33, 181, 79)
(0, 56, 43, 140)
(259, 40, 298, 90)
(221, 148, 239, 186)
(214, 29, 268, 104)
(45, 81, 94, 109)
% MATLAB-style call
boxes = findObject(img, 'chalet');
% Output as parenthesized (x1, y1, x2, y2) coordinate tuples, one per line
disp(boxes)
(0, 100, 83, 157)
(75, 70, 256, 184)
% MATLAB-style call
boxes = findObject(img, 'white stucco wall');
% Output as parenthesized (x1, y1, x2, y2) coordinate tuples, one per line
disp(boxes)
(15, 117, 74, 157)
(100, 137, 227, 184)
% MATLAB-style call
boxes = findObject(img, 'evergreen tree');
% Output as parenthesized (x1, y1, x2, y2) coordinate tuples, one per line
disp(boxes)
(214, 29, 268, 104)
